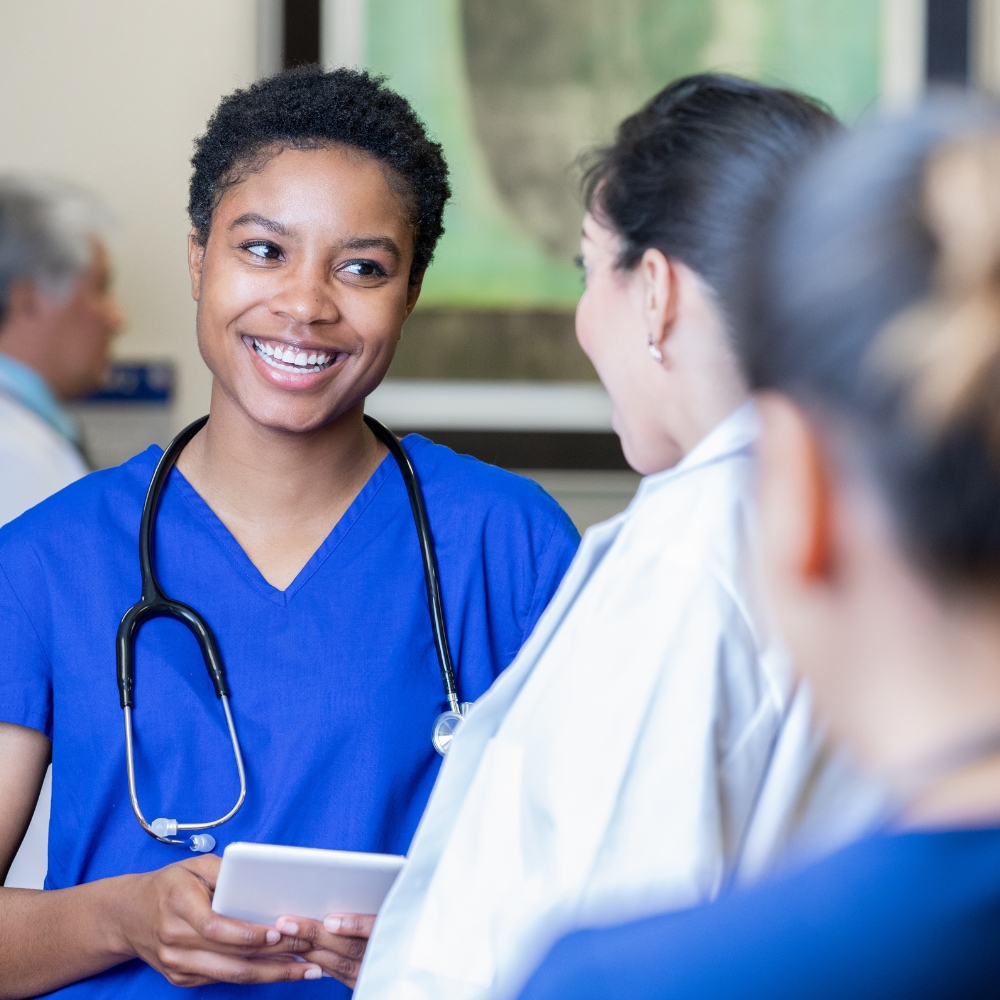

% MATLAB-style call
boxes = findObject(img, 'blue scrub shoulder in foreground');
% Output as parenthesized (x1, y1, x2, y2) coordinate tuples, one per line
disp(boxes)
(0, 434, 579, 1000)
(517, 828, 1000, 1000)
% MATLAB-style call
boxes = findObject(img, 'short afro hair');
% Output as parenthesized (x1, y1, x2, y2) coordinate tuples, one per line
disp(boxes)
(188, 66, 450, 284)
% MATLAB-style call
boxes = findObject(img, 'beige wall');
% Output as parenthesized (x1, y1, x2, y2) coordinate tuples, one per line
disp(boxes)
(0, 1, 257, 427)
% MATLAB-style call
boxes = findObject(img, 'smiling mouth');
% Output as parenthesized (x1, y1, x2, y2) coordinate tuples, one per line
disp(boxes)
(246, 336, 342, 374)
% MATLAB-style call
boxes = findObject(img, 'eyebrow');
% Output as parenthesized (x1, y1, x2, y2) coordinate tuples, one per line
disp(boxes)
(227, 217, 401, 261)
(339, 236, 401, 261)
(229, 212, 291, 236)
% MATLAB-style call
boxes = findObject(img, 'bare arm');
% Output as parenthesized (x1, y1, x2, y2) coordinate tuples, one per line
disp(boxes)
(0, 722, 49, 884)
(0, 723, 320, 998)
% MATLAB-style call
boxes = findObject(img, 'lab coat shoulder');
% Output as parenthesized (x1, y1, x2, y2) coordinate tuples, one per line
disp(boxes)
(0, 395, 88, 527)
(570, 445, 794, 916)
(358, 412, 881, 1000)
(636, 442, 789, 697)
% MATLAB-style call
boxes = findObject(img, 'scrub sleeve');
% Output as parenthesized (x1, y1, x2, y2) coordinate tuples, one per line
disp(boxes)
(0, 560, 52, 739)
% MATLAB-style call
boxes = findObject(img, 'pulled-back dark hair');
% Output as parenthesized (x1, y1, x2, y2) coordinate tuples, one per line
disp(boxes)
(582, 74, 839, 320)
(188, 66, 450, 284)
(743, 98, 1000, 585)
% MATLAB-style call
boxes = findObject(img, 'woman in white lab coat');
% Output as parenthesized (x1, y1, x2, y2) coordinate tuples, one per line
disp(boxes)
(287, 74, 882, 1000)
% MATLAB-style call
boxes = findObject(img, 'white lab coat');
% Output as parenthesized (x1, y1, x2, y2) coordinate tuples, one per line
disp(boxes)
(356, 403, 882, 1000)
(0, 392, 87, 527)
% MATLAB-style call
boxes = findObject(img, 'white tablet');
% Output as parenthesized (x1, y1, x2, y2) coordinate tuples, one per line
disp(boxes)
(212, 841, 405, 926)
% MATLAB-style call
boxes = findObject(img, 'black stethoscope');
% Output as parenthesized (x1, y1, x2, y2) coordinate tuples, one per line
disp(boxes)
(116, 414, 470, 851)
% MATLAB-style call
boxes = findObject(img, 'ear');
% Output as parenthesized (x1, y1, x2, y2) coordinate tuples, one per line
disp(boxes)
(404, 275, 423, 318)
(3, 278, 41, 324)
(756, 393, 834, 585)
(188, 229, 205, 302)
(636, 248, 677, 355)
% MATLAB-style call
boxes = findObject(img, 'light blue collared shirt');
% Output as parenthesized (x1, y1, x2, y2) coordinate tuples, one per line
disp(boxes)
(0, 352, 80, 445)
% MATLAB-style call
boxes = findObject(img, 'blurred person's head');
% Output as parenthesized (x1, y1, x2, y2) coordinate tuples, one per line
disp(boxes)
(745, 99, 1000, 817)
(186, 66, 450, 436)
(578, 74, 838, 474)
(0, 176, 123, 400)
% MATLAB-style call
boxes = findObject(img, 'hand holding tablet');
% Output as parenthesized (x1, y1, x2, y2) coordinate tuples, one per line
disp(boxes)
(212, 842, 405, 987)
(212, 842, 405, 924)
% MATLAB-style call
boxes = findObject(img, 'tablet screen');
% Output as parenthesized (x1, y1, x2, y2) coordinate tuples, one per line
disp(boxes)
(212, 841, 406, 925)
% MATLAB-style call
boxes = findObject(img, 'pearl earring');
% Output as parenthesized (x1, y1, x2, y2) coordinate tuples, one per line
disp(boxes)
(647, 333, 663, 363)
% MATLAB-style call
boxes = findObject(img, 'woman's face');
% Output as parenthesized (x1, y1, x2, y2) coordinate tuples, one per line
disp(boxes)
(753, 397, 938, 763)
(189, 145, 420, 433)
(576, 212, 684, 474)
(41, 240, 124, 399)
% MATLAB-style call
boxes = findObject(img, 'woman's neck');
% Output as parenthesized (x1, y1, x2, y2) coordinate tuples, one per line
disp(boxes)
(845, 563, 1000, 829)
(662, 287, 749, 459)
(894, 604, 1000, 829)
(176, 382, 386, 590)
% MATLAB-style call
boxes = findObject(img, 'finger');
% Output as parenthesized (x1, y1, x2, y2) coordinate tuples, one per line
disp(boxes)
(274, 915, 326, 946)
(157, 916, 310, 960)
(159, 948, 323, 985)
(194, 910, 291, 951)
(275, 916, 368, 960)
(158, 928, 310, 960)
(323, 912, 377, 938)
(302, 948, 362, 988)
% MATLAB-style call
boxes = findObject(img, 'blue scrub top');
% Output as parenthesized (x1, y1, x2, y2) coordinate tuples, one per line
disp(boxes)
(0, 434, 579, 999)
(518, 828, 1000, 1000)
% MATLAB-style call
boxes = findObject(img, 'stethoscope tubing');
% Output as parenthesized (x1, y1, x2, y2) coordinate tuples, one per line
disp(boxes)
(123, 697, 247, 843)
(364, 414, 461, 714)
(117, 413, 461, 846)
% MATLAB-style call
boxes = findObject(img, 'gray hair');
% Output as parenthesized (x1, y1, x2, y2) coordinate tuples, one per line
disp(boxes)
(0, 175, 113, 323)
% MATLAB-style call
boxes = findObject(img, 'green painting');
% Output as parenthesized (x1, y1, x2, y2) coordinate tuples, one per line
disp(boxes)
(365, 0, 879, 310)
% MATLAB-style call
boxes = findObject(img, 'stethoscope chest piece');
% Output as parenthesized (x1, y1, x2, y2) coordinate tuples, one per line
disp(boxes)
(432, 703, 473, 756)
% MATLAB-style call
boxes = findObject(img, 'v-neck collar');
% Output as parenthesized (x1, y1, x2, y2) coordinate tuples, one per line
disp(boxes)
(164, 446, 401, 607)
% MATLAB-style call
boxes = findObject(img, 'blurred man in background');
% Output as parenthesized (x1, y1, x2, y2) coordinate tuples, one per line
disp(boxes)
(0, 176, 123, 526)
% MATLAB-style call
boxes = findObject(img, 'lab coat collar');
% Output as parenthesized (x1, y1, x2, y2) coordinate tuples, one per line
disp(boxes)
(631, 400, 758, 505)
(0, 352, 80, 445)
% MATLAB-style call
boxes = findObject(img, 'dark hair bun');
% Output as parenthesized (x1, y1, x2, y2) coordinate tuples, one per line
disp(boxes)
(743, 99, 1000, 585)
(582, 73, 839, 320)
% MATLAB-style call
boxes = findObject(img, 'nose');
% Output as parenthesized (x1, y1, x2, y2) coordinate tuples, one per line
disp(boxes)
(269, 258, 340, 327)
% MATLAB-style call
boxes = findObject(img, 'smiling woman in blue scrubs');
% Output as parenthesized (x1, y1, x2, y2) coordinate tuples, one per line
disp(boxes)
(0, 67, 578, 998)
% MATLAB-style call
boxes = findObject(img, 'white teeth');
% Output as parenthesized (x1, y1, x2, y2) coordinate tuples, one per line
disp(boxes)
(252, 339, 337, 373)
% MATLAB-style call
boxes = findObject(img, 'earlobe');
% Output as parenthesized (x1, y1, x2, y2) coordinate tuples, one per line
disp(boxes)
(639, 248, 677, 358)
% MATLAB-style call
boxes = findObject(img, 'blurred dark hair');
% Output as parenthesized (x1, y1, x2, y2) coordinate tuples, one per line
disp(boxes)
(582, 73, 839, 320)
(189, 66, 450, 284)
(742, 97, 1000, 585)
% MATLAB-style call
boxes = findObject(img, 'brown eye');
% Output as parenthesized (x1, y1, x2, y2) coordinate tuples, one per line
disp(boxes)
(243, 241, 282, 260)
(342, 260, 386, 277)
